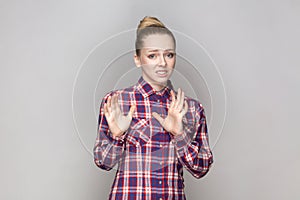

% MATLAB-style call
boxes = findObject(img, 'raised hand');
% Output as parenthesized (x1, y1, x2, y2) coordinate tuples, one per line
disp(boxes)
(104, 93, 136, 139)
(152, 88, 188, 136)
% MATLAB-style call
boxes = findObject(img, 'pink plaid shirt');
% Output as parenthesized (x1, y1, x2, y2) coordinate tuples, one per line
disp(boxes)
(94, 76, 213, 200)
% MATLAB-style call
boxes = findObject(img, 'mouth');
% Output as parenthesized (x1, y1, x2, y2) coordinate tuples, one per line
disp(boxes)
(156, 70, 168, 76)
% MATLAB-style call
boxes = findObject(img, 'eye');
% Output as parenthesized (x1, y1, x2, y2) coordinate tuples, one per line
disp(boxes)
(148, 54, 156, 59)
(166, 53, 175, 58)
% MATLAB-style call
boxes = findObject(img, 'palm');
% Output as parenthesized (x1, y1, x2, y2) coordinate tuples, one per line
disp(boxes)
(152, 88, 188, 136)
(104, 93, 135, 138)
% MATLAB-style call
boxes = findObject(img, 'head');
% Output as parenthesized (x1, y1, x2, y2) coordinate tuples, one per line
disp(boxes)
(134, 16, 176, 91)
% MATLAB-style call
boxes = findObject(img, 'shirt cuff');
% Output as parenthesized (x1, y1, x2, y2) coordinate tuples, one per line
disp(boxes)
(109, 130, 126, 147)
(172, 130, 191, 149)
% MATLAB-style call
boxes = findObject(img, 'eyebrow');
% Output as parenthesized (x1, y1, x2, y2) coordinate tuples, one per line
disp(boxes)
(147, 49, 175, 52)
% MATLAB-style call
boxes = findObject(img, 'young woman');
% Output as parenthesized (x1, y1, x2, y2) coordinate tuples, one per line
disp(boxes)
(94, 16, 214, 200)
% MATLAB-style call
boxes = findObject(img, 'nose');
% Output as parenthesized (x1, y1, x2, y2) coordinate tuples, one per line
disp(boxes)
(158, 54, 167, 67)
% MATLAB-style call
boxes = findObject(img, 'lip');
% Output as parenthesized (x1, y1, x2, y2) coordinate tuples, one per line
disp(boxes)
(156, 70, 168, 77)
(155, 70, 168, 73)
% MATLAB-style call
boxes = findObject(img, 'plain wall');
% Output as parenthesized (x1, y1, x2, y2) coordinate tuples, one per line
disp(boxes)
(1, 0, 299, 200)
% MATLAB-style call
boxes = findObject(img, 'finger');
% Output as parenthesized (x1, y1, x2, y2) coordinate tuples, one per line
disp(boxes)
(114, 93, 121, 112)
(114, 93, 119, 104)
(111, 94, 117, 110)
(152, 112, 164, 125)
(113, 93, 120, 111)
(107, 96, 112, 108)
(106, 96, 113, 114)
(170, 90, 176, 109)
(104, 103, 110, 118)
(181, 100, 189, 116)
(174, 88, 180, 108)
(178, 89, 184, 110)
(127, 104, 136, 118)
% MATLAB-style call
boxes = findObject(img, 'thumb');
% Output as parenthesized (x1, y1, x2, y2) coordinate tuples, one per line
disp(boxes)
(152, 112, 164, 125)
(127, 104, 136, 118)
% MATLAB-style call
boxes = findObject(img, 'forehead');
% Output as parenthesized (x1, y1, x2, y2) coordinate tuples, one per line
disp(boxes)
(142, 34, 175, 51)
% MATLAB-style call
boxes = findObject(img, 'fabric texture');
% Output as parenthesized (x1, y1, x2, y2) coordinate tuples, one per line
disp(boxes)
(94, 76, 214, 200)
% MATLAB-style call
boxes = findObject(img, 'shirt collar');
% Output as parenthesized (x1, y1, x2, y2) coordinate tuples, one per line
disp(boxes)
(135, 76, 173, 98)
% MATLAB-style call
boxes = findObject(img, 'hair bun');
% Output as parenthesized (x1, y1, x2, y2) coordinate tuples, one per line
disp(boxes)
(138, 16, 166, 30)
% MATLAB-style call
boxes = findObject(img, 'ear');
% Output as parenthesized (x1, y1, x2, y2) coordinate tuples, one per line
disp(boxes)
(134, 54, 141, 68)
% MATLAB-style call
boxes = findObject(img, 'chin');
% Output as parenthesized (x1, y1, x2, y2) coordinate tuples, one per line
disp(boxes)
(155, 78, 169, 86)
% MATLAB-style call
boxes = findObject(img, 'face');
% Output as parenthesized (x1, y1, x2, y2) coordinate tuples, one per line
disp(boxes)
(134, 34, 176, 91)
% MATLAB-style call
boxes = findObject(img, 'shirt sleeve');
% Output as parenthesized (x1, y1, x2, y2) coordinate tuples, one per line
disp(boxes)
(93, 92, 126, 171)
(172, 102, 214, 179)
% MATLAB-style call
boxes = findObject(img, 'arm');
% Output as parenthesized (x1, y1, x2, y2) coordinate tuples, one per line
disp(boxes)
(93, 92, 126, 171)
(152, 88, 213, 178)
(173, 102, 214, 179)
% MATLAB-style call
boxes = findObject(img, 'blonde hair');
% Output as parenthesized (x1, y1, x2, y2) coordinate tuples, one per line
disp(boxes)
(135, 16, 176, 56)
(137, 16, 165, 29)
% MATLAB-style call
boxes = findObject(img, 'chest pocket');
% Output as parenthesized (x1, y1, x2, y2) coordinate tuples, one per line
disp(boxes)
(126, 118, 151, 147)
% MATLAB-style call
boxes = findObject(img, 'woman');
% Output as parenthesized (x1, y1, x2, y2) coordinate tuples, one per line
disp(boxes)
(94, 16, 214, 200)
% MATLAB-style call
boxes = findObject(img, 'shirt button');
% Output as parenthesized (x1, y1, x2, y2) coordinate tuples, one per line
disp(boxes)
(159, 181, 162, 184)
(159, 144, 163, 148)
(159, 198, 163, 200)
(157, 99, 160, 103)
(160, 161, 163, 165)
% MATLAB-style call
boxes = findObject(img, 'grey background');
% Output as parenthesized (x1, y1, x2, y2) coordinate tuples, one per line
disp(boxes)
(1, 1, 299, 200)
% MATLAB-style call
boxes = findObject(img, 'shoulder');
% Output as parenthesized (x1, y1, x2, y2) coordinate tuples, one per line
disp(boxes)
(182, 95, 207, 127)
(184, 95, 205, 112)
(101, 84, 138, 101)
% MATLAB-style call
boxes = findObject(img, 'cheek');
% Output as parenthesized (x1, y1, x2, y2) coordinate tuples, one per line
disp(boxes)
(168, 58, 176, 66)
(141, 57, 156, 65)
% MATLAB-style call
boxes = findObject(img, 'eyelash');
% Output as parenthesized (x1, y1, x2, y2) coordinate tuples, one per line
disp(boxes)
(148, 53, 175, 59)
